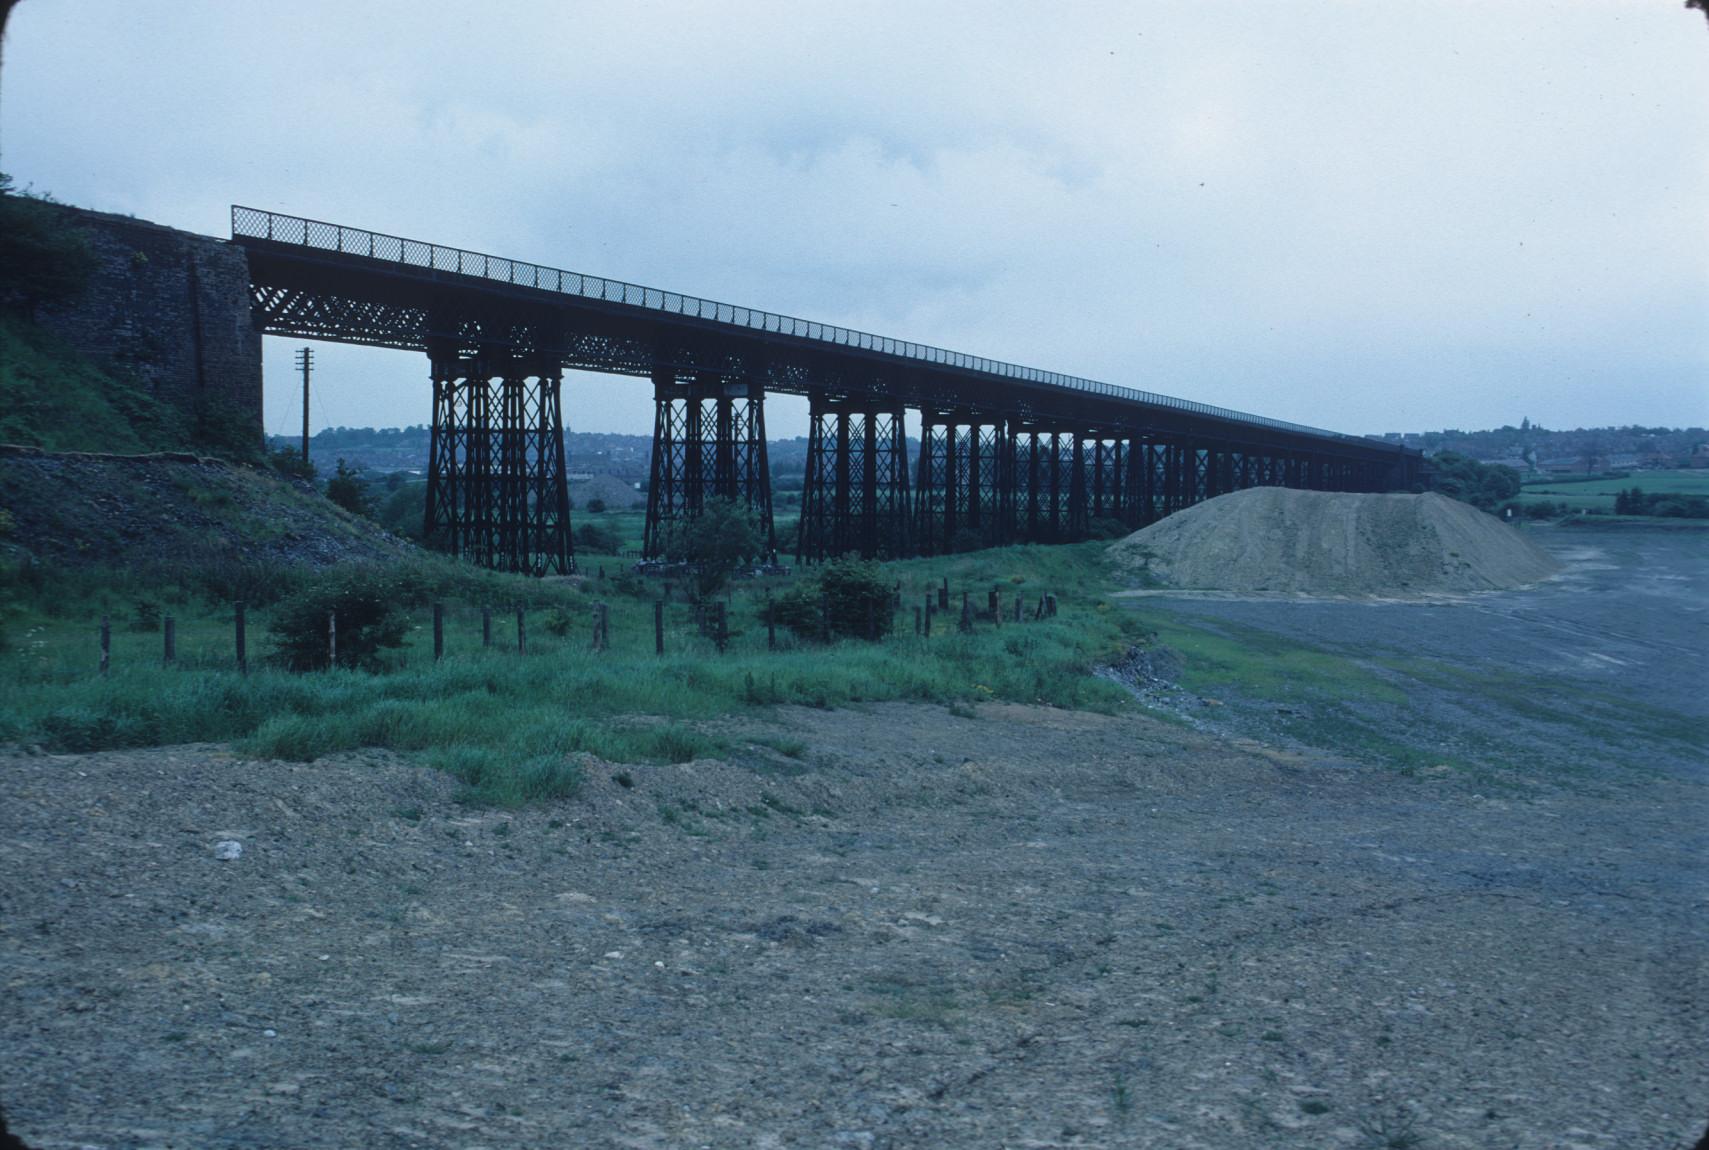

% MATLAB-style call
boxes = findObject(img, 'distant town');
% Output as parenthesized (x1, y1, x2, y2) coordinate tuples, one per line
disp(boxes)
(272, 421, 1709, 489)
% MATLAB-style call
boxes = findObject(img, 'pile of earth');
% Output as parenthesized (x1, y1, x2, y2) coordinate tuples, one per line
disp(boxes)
(0, 445, 410, 570)
(1107, 487, 1560, 595)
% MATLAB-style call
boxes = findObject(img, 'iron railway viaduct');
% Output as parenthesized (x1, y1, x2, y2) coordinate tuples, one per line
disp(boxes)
(229, 207, 1421, 575)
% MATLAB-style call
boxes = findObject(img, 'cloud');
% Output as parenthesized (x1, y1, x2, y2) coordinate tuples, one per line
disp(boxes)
(3, 0, 1704, 436)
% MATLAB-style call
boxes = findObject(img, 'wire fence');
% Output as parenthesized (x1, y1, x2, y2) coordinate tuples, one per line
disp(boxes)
(233, 205, 1382, 449)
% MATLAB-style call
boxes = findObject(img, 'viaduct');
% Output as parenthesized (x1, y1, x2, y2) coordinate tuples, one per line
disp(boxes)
(44, 204, 1423, 575)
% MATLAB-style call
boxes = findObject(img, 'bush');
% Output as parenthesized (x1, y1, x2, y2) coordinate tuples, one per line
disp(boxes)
(771, 556, 895, 642)
(574, 520, 623, 554)
(1086, 516, 1130, 541)
(664, 496, 764, 598)
(268, 447, 317, 482)
(585, 498, 606, 514)
(267, 570, 408, 671)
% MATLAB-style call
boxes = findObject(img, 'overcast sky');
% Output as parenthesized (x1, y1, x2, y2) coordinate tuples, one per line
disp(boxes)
(3, 1, 1705, 440)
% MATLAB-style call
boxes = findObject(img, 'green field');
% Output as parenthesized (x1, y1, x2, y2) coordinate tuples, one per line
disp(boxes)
(1514, 469, 1709, 512)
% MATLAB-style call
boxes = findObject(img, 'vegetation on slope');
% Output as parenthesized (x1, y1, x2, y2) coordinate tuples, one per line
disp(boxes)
(0, 542, 1140, 805)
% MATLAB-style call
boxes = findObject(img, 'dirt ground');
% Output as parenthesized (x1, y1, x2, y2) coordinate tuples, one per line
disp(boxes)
(2, 526, 1705, 1149)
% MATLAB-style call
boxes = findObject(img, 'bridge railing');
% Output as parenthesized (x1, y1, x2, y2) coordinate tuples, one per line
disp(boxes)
(233, 205, 1379, 447)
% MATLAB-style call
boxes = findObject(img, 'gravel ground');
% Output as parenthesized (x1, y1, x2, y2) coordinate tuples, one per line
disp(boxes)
(2, 526, 1704, 1150)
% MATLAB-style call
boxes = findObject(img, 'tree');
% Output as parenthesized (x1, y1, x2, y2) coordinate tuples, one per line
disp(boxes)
(1426, 452, 1521, 513)
(325, 458, 368, 516)
(663, 497, 763, 598)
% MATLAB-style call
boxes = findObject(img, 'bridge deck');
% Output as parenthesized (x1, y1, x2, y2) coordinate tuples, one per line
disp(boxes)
(232, 206, 1408, 464)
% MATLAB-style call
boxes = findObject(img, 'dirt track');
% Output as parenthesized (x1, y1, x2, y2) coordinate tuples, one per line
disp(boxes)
(2, 694, 1703, 1149)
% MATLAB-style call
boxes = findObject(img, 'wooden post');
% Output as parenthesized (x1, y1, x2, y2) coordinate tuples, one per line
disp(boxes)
(516, 606, 526, 654)
(433, 602, 444, 661)
(1013, 596, 1022, 623)
(235, 601, 247, 675)
(714, 602, 728, 653)
(820, 593, 831, 643)
(482, 607, 492, 648)
(328, 611, 337, 668)
(893, 581, 902, 609)
(938, 577, 949, 611)
(914, 605, 922, 636)
(923, 595, 932, 637)
(1046, 593, 1058, 618)
(592, 602, 608, 652)
(959, 591, 973, 633)
(163, 615, 176, 664)
(99, 615, 110, 677)
(654, 599, 665, 655)
(766, 591, 776, 650)
(988, 588, 1000, 624)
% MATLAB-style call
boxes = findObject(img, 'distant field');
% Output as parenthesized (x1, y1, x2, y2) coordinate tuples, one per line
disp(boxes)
(1514, 469, 1709, 511)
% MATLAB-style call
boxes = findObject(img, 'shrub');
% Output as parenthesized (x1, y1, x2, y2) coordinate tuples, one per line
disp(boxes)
(585, 498, 606, 514)
(772, 556, 894, 641)
(664, 496, 764, 598)
(574, 520, 622, 554)
(1086, 516, 1130, 541)
(268, 447, 317, 482)
(267, 570, 408, 671)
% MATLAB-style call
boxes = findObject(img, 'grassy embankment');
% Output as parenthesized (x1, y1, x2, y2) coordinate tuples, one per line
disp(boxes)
(0, 542, 1141, 805)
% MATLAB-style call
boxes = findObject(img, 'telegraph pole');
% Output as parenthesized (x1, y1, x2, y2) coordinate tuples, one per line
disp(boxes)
(294, 346, 313, 463)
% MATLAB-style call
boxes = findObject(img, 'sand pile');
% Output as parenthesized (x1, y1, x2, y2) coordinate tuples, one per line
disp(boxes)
(1108, 488, 1560, 596)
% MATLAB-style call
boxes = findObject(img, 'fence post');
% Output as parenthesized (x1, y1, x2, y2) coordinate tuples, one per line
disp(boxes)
(328, 611, 337, 667)
(939, 577, 949, 611)
(1046, 593, 1058, 618)
(433, 603, 444, 661)
(163, 615, 176, 664)
(714, 602, 728, 653)
(988, 587, 1000, 624)
(1013, 596, 1022, 624)
(592, 602, 608, 652)
(235, 601, 247, 675)
(516, 605, 526, 654)
(923, 595, 932, 637)
(99, 615, 110, 677)
(914, 605, 922, 636)
(766, 591, 776, 650)
(820, 593, 831, 643)
(654, 599, 665, 655)
(482, 607, 492, 648)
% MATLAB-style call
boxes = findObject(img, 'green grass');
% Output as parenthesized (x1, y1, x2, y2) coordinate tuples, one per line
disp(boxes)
(0, 314, 190, 453)
(1141, 616, 1408, 707)
(1513, 469, 1709, 512)
(0, 542, 1137, 804)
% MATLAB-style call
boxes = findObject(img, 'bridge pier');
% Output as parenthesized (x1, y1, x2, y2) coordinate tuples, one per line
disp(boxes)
(643, 368, 774, 560)
(913, 411, 1012, 554)
(797, 394, 911, 563)
(423, 345, 573, 575)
